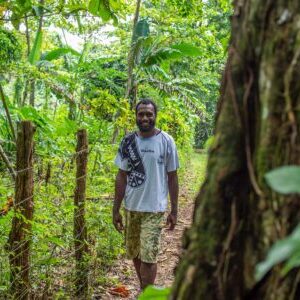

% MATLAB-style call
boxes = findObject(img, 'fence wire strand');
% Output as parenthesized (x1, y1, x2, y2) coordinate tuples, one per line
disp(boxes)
(0, 136, 116, 298)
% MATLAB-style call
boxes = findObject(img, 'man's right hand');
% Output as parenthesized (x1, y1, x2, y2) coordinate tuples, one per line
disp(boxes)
(113, 210, 124, 233)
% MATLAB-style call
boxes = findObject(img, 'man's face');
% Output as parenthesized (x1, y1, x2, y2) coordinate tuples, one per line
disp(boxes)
(136, 104, 156, 132)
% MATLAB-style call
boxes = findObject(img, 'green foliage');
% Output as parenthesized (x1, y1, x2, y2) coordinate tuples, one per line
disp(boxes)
(142, 42, 202, 66)
(204, 135, 214, 151)
(87, 89, 119, 120)
(0, 27, 22, 69)
(256, 225, 300, 281)
(255, 166, 300, 281)
(8, 0, 32, 29)
(88, 0, 118, 24)
(16, 106, 49, 129)
(43, 47, 81, 61)
(265, 166, 300, 194)
(138, 286, 171, 300)
(157, 98, 195, 148)
(29, 29, 43, 64)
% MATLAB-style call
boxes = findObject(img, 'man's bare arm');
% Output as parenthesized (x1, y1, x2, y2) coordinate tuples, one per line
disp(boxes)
(113, 169, 127, 232)
(167, 170, 179, 230)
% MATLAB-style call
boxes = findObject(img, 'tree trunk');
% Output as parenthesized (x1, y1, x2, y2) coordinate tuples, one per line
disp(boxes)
(8, 121, 35, 300)
(172, 1, 300, 299)
(74, 129, 89, 298)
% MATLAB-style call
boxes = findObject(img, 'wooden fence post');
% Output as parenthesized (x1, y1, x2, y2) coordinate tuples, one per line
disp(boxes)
(74, 129, 88, 298)
(8, 121, 35, 300)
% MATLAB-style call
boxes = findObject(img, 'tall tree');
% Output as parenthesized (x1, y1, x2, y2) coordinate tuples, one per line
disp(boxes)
(172, 0, 300, 299)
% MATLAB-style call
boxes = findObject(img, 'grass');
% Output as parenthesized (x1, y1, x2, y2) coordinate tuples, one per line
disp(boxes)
(179, 151, 208, 201)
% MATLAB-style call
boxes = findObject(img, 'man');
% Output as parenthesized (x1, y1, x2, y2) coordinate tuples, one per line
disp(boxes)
(113, 98, 179, 290)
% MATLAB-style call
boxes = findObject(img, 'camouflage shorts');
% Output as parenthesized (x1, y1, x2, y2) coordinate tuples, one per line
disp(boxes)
(124, 210, 164, 263)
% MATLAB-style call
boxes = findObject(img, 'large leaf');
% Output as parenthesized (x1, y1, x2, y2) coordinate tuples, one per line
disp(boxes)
(171, 42, 202, 56)
(142, 43, 202, 66)
(43, 47, 80, 61)
(88, 0, 116, 23)
(133, 19, 150, 41)
(143, 48, 181, 66)
(265, 166, 300, 194)
(15, 106, 54, 134)
(255, 226, 300, 281)
(28, 29, 43, 64)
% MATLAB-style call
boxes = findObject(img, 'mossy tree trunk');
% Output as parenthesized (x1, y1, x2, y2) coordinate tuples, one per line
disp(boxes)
(172, 1, 300, 299)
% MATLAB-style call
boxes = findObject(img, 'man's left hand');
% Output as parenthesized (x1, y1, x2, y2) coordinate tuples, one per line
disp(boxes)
(166, 211, 177, 230)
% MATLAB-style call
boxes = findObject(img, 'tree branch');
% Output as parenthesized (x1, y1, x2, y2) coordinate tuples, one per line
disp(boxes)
(0, 83, 16, 141)
(0, 143, 16, 180)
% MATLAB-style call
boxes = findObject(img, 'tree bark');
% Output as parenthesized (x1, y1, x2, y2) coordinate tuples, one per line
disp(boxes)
(172, 1, 300, 299)
(74, 129, 89, 298)
(8, 121, 35, 300)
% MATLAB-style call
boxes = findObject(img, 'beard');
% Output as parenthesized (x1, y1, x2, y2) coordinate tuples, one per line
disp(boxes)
(136, 119, 156, 132)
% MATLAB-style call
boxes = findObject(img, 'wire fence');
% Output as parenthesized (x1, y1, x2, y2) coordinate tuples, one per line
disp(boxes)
(0, 128, 120, 299)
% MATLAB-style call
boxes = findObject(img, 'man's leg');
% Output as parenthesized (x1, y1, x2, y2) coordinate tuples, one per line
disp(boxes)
(133, 257, 142, 288)
(140, 261, 157, 290)
(139, 212, 164, 289)
(124, 211, 142, 287)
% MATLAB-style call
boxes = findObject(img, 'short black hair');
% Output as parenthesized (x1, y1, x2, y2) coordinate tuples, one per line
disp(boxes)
(135, 98, 157, 115)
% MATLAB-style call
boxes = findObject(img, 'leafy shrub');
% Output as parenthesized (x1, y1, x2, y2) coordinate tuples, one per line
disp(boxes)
(0, 27, 21, 69)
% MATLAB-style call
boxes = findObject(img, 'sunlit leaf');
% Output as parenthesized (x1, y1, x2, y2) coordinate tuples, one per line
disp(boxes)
(88, 0, 114, 22)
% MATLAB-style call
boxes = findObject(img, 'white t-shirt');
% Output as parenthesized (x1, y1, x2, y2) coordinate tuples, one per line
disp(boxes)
(115, 130, 179, 212)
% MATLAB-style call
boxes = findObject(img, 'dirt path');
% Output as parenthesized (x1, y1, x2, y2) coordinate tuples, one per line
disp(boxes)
(99, 152, 207, 299)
